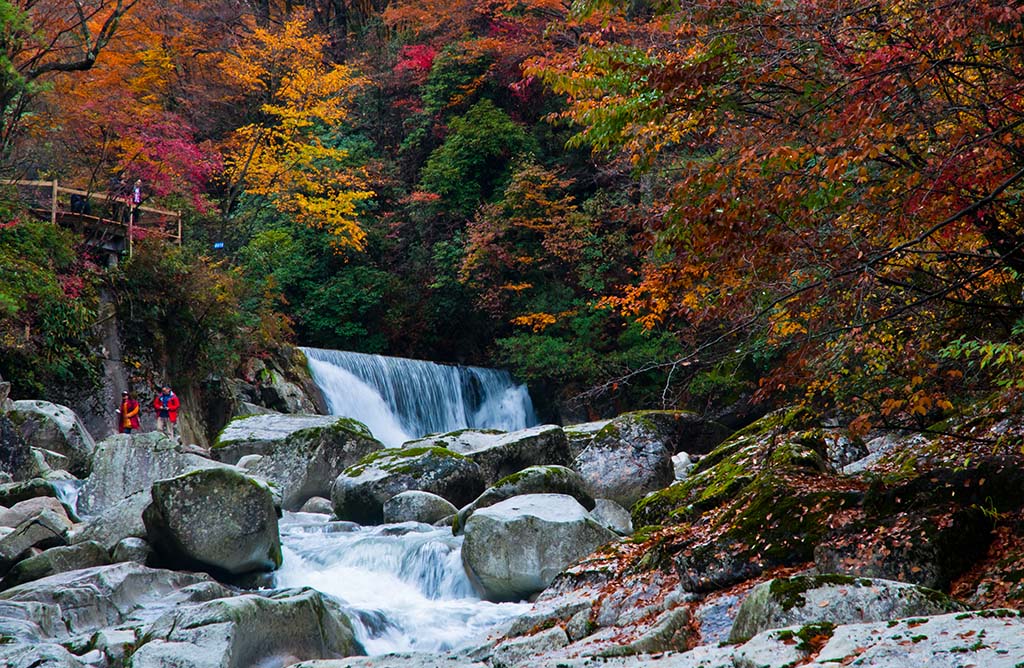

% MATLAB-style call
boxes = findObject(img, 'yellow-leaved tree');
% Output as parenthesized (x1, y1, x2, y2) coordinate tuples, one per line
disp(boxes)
(219, 12, 372, 249)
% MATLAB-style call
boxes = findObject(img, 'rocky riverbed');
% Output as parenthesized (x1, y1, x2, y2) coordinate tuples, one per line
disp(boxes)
(0, 381, 1022, 667)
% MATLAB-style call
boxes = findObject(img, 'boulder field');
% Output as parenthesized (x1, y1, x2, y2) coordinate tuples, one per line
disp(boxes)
(0, 385, 1021, 667)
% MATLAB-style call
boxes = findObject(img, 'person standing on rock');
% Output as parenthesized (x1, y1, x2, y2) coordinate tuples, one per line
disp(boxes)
(117, 390, 141, 433)
(153, 385, 180, 440)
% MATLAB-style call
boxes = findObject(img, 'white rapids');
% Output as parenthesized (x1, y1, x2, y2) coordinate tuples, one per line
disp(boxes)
(274, 512, 532, 654)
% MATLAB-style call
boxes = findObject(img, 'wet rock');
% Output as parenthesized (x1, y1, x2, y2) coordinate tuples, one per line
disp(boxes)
(8, 400, 95, 477)
(129, 587, 363, 668)
(729, 574, 966, 643)
(408, 425, 571, 485)
(300, 496, 334, 514)
(572, 413, 676, 508)
(462, 494, 616, 602)
(454, 465, 594, 534)
(332, 447, 486, 525)
(0, 541, 111, 590)
(143, 467, 282, 576)
(383, 490, 458, 524)
(78, 432, 228, 515)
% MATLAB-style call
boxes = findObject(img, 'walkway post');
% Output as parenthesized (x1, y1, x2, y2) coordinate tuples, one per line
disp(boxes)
(176, 212, 182, 245)
(50, 179, 58, 226)
(128, 205, 134, 259)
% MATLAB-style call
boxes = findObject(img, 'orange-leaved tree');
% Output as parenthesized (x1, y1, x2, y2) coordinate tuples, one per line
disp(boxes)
(219, 11, 372, 249)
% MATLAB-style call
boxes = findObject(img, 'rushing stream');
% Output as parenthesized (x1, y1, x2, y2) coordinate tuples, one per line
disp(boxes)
(274, 512, 532, 654)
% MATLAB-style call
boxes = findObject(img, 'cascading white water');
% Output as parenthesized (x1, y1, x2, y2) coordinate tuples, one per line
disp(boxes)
(275, 513, 531, 654)
(301, 347, 538, 447)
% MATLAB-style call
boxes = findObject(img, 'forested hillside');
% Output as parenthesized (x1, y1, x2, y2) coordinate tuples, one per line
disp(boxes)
(1, 0, 1023, 426)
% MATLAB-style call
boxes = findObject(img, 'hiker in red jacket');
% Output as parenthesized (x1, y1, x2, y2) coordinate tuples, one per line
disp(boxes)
(153, 385, 180, 440)
(117, 390, 141, 433)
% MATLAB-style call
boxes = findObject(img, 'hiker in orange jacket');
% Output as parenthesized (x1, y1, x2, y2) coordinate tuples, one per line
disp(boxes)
(153, 385, 180, 440)
(117, 390, 141, 433)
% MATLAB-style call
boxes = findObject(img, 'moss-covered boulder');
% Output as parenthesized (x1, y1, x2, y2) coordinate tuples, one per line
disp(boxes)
(331, 447, 486, 525)
(572, 413, 678, 508)
(629, 408, 865, 592)
(462, 494, 616, 602)
(79, 432, 229, 516)
(212, 413, 374, 463)
(406, 425, 571, 486)
(8, 400, 96, 477)
(729, 574, 966, 643)
(143, 467, 282, 576)
(453, 465, 595, 534)
(244, 417, 384, 510)
(382, 490, 458, 524)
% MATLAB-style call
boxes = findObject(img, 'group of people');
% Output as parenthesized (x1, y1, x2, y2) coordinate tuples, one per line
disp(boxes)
(117, 385, 180, 439)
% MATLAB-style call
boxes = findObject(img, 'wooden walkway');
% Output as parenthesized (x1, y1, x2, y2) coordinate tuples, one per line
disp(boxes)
(1, 179, 182, 260)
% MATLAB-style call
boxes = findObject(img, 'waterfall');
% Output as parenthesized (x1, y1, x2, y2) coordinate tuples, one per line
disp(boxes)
(275, 513, 531, 654)
(301, 347, 538, 447)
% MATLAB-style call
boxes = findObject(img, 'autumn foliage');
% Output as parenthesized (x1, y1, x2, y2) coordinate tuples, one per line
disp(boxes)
(3, 0, 1024, 424)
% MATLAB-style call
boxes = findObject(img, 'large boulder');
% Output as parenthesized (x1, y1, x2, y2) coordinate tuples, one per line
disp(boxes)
(461, 494, 616, 602)
(729, 574, 967, 643)
(128, 587, 363, 668)
(0, 415, 38, 482)
(143, 467, 282, 576)
(212, 413, 370, 464)
(0, 541, 111, 590)
(406, 425, 570, 485)
(0, 562, 226, 639)
(0, 509, 71, 574)
(8, 400, 96, 477)
(382, 491, 457, 524)
(69, 491, 150, 551)
(332, 447, 486, 525)
(78, 432, 228, 515)
(631, 409, 864, 593)
(0, 496, 71, 529)
(571, 413, 676, 507)
(243, 417, 384, 511)
(454, 465, 595, 534)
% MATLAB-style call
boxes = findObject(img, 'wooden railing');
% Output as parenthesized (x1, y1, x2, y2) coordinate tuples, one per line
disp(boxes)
(0, 178, 182, 257)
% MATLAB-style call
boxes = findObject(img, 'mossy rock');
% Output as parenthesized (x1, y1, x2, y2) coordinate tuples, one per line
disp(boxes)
(332, 447, 485, 524)
(730, 574, 966, 643)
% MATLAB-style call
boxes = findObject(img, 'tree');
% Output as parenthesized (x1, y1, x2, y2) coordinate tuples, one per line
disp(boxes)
(529, 0, 1024, 422)
(0, 0, 139, 161)
(219, 11, 372, 248)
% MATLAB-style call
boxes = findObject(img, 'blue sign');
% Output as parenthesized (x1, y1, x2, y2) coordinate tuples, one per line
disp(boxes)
(213, 241, 225, 249)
